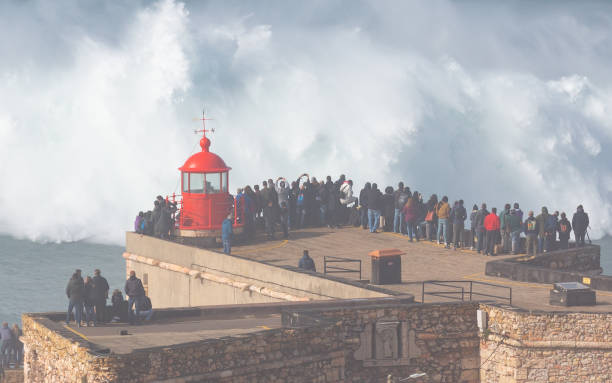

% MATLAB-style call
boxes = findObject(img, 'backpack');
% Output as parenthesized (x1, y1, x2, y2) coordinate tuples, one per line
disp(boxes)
(526, 219, 537, 232)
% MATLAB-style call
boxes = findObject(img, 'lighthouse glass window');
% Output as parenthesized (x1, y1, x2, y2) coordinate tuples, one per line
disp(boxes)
(205, 173, 221, 194)
(188, 173, 205, 194)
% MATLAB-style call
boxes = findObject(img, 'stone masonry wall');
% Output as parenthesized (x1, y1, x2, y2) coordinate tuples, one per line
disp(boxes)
(23, 313, 347, 383)
(314, 302, 481, 383)
(479, 305, 612, 383)
(23, 301, 479, 383)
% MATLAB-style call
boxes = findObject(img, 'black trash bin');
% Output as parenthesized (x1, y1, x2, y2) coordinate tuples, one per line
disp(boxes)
(369, 249, 403, 285)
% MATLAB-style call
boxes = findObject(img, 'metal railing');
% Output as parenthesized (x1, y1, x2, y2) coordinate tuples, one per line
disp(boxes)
(421, 280, 512, 305)
(323, 256, 362, 280)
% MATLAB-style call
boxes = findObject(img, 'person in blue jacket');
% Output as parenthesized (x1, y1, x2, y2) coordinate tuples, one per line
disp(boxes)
(298, 250, 316, 272)
(222, 214, 233, 254)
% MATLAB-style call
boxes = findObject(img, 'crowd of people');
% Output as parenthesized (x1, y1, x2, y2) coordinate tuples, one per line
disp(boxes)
(0, 322, 23, 370)
(65, 269, 153, 329)
(229, 176, 590, 256)
(134, 195, 178, 239)
(135, 173, 590, 257)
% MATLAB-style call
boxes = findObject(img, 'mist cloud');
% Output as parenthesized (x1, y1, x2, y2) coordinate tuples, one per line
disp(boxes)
(1, 0, 611, 243)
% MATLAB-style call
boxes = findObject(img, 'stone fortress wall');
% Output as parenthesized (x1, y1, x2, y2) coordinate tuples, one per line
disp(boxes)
(479, 305, 612, 383)
(23, 301, 612, 383)
(23, 299, 478, 383)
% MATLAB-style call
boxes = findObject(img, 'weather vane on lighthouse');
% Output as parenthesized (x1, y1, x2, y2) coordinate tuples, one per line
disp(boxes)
(194, 107, 215, 152)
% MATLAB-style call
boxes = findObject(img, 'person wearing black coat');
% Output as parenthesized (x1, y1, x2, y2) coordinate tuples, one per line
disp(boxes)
(92, 269, 110, 323)
(572, 205, 589, 246)
(65, 270, 85, 327)
(382, 187, 395, 232)
(83, 277, 97, 326)
(367, 183, 383, 233)
(125, 271, 145, 325)
(557, 212, 572, 249)
(326, 178, 341, 228)
(359, 183, 371, 229)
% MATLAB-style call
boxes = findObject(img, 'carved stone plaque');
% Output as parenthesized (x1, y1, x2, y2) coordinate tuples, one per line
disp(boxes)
(375, 321, 399, 359)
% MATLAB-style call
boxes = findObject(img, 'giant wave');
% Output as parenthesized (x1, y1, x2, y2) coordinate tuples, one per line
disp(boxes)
(0, 0, 611, 243)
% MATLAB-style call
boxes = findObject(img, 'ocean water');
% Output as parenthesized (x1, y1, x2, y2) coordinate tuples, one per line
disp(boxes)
(0, 235, 610, 326)
(0, 235, 124, 326)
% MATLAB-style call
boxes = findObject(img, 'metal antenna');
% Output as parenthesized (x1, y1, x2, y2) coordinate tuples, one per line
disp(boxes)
(193, 106, 215, 137)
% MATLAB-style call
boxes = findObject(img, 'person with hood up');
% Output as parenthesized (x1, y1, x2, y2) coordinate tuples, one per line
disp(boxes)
(557, 212, 572, 249)
(436, 196, 451, 247)
(474, 203, 489, 253)
(484, 207, 500, 256)
(451, 200, 467, 250)
(382, 186, 395, 232)
(536, 207, 550, 253)
(513, 203, 524, 222)
(507, 209, 523, 254)
(469, 204, 479, 250)
(125, 271, 145, 325)
(368, 183, 383, 233)
(572, 205, 589, 247)
(134, 212, 145, 234)
(393, 182, 409, 234)
(298, 250, 316, 272)
(65, 269, 85, 327)
(359, 183, 371, 229)
(523, 211, 539, 257)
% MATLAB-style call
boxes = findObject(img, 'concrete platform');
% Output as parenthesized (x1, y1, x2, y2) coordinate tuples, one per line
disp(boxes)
(65, 314, 281, 354)
(229, 226, 612, 312)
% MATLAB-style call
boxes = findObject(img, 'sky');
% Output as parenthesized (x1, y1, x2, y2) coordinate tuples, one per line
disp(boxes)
(1, 0, 612, 243)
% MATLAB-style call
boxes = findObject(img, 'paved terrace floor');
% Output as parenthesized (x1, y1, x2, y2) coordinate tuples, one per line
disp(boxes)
(67, 314, 281, 354)
(230, 226, 612, 313)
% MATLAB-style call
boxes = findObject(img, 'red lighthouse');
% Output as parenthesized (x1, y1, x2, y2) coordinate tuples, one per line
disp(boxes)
(174, 114, 241, 245)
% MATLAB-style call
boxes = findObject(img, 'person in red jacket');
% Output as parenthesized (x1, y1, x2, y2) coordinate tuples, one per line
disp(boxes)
(483, 207, 500, 256)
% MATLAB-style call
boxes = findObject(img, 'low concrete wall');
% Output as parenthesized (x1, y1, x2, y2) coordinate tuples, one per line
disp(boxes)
(485, 244, 612, 290)
(479, 304, 612, 382)
(125, 232, 400, 308)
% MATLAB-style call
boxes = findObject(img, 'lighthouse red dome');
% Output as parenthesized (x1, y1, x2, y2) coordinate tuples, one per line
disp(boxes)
(179, 151, 230, 172)
(179, 137, 231, 172)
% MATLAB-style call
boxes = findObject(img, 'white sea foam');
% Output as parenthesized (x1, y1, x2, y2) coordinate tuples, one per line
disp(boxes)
(1, 0, 611, 243)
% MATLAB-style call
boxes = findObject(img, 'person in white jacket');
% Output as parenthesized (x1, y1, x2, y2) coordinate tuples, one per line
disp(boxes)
(340, 180, 357, 206)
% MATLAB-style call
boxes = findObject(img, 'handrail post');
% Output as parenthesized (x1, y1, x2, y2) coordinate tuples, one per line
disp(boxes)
(509, 287, 512, 306)
(461, 287, 464, 301)
(422, 282, 425, 303)
(469, 281, 473, 301)
(359, 260, 362, 280)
